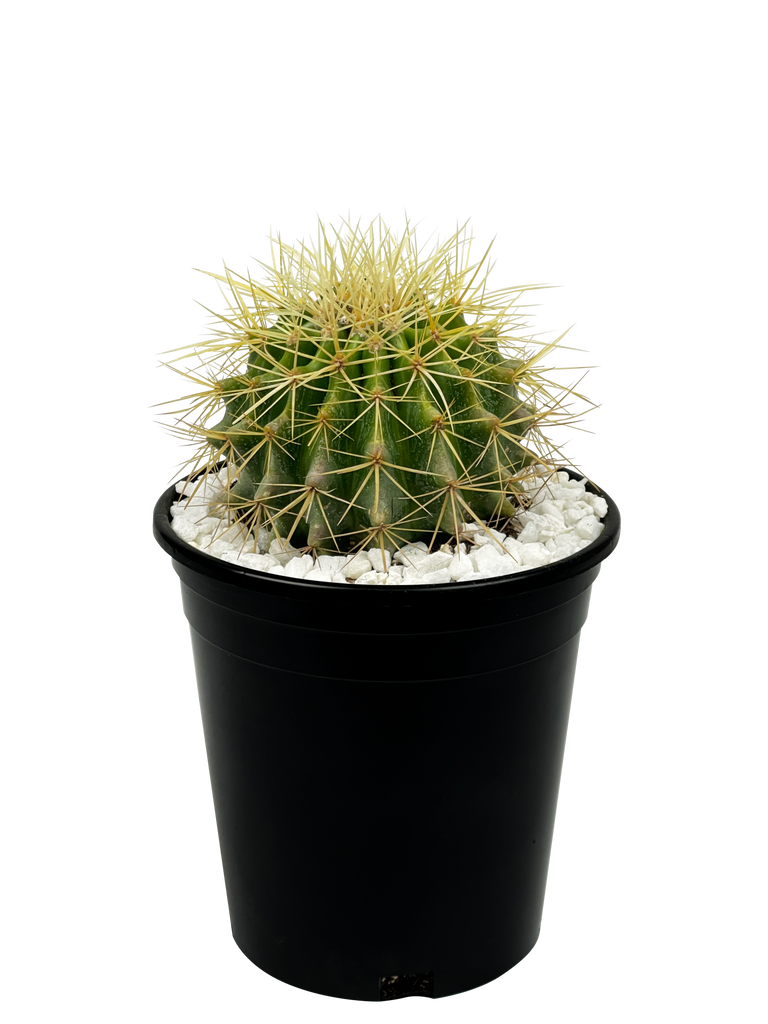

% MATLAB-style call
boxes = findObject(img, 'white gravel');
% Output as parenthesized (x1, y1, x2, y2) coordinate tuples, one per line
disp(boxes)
(169, 466, 608, 586)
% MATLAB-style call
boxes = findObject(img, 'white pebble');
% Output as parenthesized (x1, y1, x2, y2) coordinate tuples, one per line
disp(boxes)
(575, 515, 604, 542)
(355, 570, 390, 586)
(502, 537, 523, 560)
(563, 506, 591, 525)
(584, 493, 609, 518)
(343, 551, 373, 579)
(170, 514, 202, 544)
(206, 538, 235, 556)
(542, 513, 568, 539)
(221, 552, 278, 571)
(546, 535, 581, 556)
(192, 515, 222, 537)
(318, 554, 346, 574)
(448, 553, 475, 579)
(535, 500, 565, 520)
(516, 521, 539, 544)
(472, 544, 511, 575)
(423, 549, 453, 571)
(367, 548, 392, 572)
(268, 539, 300, 565)
(473, 527, 507, 547)
(285, 554, 314, 578)
(520, 542, 551, 567)
(419, 569, 452, 585)
(394, 543, 431, 568)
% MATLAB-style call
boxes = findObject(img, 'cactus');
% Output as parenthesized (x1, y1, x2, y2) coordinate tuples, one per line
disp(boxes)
(161, 218, 592, 556)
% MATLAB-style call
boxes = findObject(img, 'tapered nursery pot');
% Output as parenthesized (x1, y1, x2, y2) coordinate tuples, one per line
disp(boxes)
(153, 473, 620, 1001)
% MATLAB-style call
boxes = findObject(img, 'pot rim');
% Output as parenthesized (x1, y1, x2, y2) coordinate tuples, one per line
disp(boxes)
(153, 467, 620, 598)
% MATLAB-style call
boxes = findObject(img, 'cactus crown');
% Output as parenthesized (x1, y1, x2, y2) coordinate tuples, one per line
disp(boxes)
(160, 217, 593, 556)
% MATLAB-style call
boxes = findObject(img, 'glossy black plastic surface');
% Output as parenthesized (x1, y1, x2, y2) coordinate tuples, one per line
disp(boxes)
(153, 473, 620, 999)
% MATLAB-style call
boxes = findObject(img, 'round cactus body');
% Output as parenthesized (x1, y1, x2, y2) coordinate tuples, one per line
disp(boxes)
(163, 219, 591, 555)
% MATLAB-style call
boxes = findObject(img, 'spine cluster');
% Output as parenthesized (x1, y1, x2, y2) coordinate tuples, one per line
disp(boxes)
(161, 219, 591, 555)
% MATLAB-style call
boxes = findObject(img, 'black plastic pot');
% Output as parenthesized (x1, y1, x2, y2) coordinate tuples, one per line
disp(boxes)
(153, 473, 620, 1001)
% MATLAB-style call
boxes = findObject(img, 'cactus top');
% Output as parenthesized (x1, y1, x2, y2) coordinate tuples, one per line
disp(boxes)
(161, 217, 592, 555)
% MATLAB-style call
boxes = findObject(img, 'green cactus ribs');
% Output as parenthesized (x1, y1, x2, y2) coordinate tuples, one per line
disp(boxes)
(216, 318, 537, 551)
(162, 217, 593, 556)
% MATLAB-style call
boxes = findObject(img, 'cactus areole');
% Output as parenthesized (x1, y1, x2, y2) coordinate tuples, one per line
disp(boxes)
(161, 218, 595, 557)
